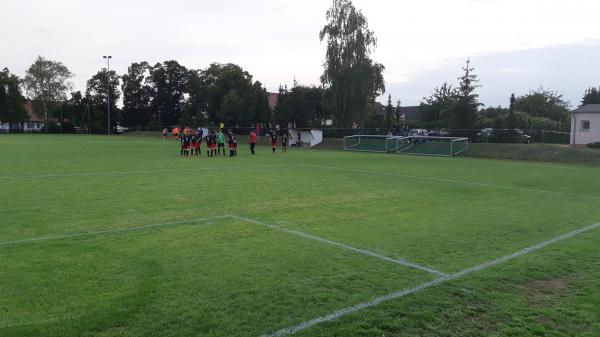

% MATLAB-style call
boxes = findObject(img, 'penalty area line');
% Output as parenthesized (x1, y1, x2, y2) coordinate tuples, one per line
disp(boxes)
(227, 214, 447, 277)
(260, 221, 600, 337)
(0, 215, 229, 247)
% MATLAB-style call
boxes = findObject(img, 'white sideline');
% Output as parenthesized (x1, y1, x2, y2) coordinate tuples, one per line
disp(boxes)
(0, 164, 293, 180)
(261, 221, 600, 337)
(228, 214, 447, 277)
(0, 215, 228, 246)
(302, 164, 600, 200)
(1, 213, 446, 276)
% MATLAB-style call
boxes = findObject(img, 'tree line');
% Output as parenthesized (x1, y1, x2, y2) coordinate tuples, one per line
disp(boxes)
(1, 58, 335, 133)
(416, 60, 600, 134)
(0, 0, 385, 133)
(2, 0, 600, 134)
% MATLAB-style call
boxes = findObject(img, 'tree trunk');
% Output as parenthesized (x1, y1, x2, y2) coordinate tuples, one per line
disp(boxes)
(43, 100, 47, 133)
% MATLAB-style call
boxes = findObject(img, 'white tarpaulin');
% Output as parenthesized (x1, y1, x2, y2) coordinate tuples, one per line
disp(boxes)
(288, 129, 323, 148)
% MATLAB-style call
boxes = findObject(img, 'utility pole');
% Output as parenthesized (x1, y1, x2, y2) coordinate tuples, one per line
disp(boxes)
(103, 55, 112, 135)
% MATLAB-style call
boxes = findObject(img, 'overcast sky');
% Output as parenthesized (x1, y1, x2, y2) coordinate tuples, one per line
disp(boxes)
(3, 0, 600, 107)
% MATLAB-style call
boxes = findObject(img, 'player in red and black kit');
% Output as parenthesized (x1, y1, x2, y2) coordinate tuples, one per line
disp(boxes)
(270, 131, 277, 154)
(248, 130, 257, 155)
(227, 129, 238, 157)
(281, 131, 288, 153)
(210, 131, 218, 157)
(191, 133, 200, 156)
(205, 131, 213, 157)
(196, 130, 202, 156)
(181, 133, 191, 157)
(180, 133, 185, 156)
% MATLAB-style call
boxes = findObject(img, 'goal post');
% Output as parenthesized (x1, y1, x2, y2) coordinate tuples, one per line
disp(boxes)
(343, 135, 402, 153)
(343, 135, 469, 156)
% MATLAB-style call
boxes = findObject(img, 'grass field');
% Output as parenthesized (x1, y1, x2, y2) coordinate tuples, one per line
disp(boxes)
(1, 134, 599, 337)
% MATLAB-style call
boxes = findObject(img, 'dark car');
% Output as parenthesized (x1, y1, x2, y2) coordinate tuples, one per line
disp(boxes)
(428, 129, 450, 137)
(478, 128, 531, 143)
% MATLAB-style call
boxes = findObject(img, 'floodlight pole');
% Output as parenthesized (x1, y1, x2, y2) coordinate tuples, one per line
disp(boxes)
(103, 55, 112, 135)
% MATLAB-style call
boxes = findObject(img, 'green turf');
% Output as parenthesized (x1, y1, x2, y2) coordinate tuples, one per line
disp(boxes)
(1, 134, 599, 337)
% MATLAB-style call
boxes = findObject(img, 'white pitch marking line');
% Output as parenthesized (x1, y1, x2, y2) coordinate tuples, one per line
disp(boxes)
(0, 215, 228, 247)
(227, 214, 447, 277)
(0, 164, 294, 180)
(303, 164, 600, 200)
(261, 221, 600, 337)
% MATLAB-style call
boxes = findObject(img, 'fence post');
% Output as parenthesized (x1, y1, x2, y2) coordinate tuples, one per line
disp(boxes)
(541, 130, 544, 144)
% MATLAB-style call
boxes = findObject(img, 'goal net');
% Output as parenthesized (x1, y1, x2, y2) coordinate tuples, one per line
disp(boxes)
(395, 136, 469, 157)
(343, 135, 468, 156)
(343, 135, 402, 153)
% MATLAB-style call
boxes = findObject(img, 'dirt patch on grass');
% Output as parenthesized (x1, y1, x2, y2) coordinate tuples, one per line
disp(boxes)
(517, 274, 577, 307)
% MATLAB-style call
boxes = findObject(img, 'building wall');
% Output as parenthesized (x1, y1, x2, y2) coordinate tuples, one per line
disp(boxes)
(571, 112, 600, 145)
(0, 121, 46, 132)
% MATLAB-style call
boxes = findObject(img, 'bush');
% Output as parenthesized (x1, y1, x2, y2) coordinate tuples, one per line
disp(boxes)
(62, 121, 76, 133)
(40, 121, 61, 133)
(587, 142, 600, 149)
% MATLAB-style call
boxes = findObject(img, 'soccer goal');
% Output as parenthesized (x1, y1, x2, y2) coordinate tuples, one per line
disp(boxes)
(395, 136, 469, 157)
(343, 135, 403, 153)
(343, 135, 469, 156)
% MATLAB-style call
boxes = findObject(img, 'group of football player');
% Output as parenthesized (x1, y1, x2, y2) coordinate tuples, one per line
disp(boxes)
(169, 128, 290, 157)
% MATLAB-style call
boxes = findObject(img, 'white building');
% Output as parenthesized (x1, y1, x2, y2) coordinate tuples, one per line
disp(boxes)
(570, 104, 600, 146)
(0, 101, 48, 133)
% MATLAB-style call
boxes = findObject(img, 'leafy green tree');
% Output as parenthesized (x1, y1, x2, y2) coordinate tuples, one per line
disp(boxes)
(508, 93, 516, 129)
(218, 90, 243, 125)
(0, 68, 27, 126)
(186, 69, 209, 126)
(514, 87, 570, 123)
(319, 0, 385, 127)
(274, 85, 291, 126)
(86, 69, 121, 132)
(449, 59, 482, 130)
(384, 94, 393, 129)
(202, 63, 253, 125)
(149, 61, 189, 126)
(395, 100, 402, 127)
(60, 91, 86, 132)
(274, 84, 328, 127)
(242, 81, 270, 126)
(121, 62, 152, 126)
(23, 56, 73, 129)
(479, 106, 508, 128)
(419, 82, 457, 128)
(581, 86, 600, 105)
(296, 85, 328, 127)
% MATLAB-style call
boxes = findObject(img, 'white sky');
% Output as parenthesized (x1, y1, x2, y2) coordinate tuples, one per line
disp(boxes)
(3, 0, 600, 107)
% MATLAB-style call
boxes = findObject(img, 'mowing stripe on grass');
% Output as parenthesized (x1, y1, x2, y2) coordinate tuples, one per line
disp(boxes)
(228, 214, 447, 277)
(304, 164, 600, 200)
(0, 215, 228, 247)
(0, 164, 293, 180)
(261, 221, 600, 337)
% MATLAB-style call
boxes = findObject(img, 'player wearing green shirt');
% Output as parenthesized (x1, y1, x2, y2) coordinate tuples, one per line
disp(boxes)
(216, 129, 226, 156)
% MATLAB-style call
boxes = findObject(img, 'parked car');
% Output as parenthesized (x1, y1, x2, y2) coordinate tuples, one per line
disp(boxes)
(409, 129, 429, 136)
(514, 129, 531, 144)
(428, 129, 450, 137)
(477, 128, 531, 143)
(116, 124, 129, 134)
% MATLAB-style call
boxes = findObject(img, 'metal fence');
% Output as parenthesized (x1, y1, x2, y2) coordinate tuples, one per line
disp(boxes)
(1, 124, 580, 145)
